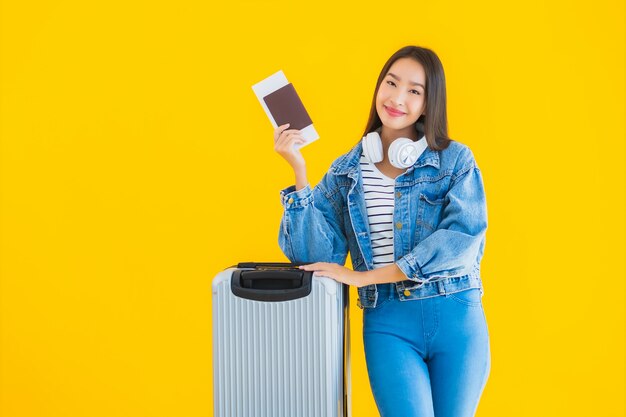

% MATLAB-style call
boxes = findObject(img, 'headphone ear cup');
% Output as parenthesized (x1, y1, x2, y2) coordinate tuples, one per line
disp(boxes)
(388, 138, 414, 169)
(388, 137, 428, 169)
(362, 132, 383, 163)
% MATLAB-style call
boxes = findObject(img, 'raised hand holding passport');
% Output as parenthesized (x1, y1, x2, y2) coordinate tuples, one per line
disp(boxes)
(253, 70, 316, 190)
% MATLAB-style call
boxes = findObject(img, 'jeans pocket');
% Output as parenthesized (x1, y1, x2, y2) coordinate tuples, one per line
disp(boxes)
(448, 288, 483, 307)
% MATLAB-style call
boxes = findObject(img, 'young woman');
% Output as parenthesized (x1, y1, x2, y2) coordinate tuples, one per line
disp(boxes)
(273, 45, 490, 417)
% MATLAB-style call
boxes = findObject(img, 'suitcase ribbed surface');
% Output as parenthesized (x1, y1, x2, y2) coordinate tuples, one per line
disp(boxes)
(212, 269, 346, 417)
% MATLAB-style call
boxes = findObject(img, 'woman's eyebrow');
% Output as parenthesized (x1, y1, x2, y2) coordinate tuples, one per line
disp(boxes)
(387, 72, 425, 88)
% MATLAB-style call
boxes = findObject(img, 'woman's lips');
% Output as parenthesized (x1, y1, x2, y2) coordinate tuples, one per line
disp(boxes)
(384, 105, 405, 117)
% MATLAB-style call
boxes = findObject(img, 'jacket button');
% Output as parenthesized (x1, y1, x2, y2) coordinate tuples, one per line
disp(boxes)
(404, 289, 411, 296)
(396, 191, 402, 198)
(288, 197, 294, 204)
(395, 222, 403, 230)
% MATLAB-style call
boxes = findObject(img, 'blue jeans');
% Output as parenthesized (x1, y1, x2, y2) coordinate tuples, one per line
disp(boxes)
(363, 283, 491, 417)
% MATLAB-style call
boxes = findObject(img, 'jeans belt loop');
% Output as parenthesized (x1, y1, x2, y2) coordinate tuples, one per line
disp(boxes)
(437, 280, 446, 295)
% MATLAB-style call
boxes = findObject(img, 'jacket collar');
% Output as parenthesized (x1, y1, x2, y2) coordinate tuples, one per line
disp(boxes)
(331, 137, 440, 176)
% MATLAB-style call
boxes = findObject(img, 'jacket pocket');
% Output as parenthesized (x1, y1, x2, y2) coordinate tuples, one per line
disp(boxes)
(416, 192, 446, 241)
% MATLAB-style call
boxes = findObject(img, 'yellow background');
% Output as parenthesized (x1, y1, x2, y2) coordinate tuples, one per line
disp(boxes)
(1, 0, 624, 416)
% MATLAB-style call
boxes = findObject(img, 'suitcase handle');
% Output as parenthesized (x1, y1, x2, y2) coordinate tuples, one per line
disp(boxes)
(231, 268, 313, 302)
(236, 262, 305, 269)
(240, 270, 303, 286)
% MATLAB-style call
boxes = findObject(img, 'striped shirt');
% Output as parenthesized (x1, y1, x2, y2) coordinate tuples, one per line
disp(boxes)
(360, 153, 396, 269)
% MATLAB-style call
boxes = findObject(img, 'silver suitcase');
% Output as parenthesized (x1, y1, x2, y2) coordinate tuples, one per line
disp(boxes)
(212, 262, 351, 417)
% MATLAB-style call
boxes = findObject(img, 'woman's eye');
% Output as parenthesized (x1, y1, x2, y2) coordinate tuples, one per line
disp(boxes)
(386, 80, 421, 95)
(387, 81, 421, 95)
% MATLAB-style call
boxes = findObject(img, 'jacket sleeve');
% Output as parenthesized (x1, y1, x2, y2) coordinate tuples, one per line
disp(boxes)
(277, 172, 349, 266)
(396, 148, 488, 282)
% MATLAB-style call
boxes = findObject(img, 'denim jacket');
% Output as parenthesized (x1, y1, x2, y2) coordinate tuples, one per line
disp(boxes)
(277, 138, 488, 309)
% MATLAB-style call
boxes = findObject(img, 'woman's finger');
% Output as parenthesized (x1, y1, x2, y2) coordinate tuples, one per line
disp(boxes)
(273, 123, 291, 142)
(300, 262, 329, 270)
(275, 128, 299, 143)
(275, 131, 303, 149)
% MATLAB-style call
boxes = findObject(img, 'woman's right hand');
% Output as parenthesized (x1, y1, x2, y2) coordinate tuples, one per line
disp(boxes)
(274, 123, 307, 171)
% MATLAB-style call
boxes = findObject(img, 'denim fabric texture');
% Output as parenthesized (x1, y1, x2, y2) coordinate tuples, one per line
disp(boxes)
(363, 284, 491, 417)
(278, 139, 488, 309)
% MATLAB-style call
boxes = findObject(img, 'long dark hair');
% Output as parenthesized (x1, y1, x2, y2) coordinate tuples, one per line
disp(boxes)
(360, 46, 452, 151)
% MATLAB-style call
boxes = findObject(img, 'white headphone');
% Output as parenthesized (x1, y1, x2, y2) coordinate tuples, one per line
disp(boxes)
(362, 127, 429, 169)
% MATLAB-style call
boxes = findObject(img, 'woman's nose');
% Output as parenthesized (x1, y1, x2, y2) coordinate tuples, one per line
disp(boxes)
(391, 91, 407, 107)
(391, 94, 405, 107)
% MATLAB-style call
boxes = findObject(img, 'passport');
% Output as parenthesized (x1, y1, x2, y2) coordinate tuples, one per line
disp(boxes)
(252, 70, 319, 147)
(263, 83, 312, 131)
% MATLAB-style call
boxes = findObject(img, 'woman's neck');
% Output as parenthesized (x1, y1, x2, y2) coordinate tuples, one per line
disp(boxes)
(373, 125, 419, 174)
(379, 125, 419, 147)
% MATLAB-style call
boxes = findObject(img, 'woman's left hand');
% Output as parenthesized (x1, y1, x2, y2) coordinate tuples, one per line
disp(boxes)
(298, 262, 369, 288)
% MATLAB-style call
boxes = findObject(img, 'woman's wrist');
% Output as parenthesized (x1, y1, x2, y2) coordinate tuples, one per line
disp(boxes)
(294, 165, 308, 191)
(362, 263, 407, 285)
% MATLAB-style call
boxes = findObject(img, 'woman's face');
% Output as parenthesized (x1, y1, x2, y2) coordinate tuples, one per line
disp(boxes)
(376, 57, 427, 136)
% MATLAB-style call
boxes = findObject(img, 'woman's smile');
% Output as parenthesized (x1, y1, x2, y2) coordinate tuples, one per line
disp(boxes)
(384, 105, 406, 117)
